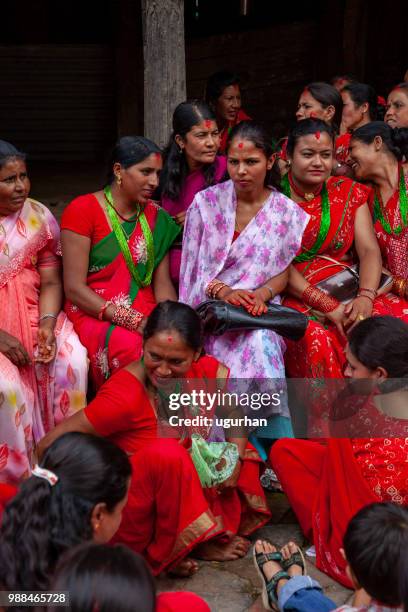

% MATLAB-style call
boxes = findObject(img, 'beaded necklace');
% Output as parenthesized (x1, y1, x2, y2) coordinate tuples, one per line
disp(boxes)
(373, 164, 408, 236)
(281, 172, 331, 262)
(104, 185, 155, 287)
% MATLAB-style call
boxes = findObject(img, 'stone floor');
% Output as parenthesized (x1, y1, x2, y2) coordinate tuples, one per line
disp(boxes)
(157, 492, 353, 612)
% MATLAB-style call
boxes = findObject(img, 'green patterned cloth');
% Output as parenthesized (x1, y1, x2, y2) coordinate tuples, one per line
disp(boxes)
(190, 434, 239, 487)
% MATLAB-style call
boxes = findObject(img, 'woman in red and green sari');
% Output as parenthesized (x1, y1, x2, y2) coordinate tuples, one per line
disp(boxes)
(61, 137, 180, 388)
(281, 119, 408, 381)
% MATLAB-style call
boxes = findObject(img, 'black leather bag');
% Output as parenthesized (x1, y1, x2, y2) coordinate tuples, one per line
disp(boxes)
(196, 300, 308, 341)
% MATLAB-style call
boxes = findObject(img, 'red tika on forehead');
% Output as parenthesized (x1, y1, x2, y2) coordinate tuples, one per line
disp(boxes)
(154, 152, 161, 159)
(167, 336, 173, 343)
(315, 131, 321, 140)
(205, 119, 212, 128)
(238, 142, 244, 148)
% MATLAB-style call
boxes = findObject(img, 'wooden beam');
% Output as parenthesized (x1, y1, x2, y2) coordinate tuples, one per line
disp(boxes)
(141, 0, 186, 147)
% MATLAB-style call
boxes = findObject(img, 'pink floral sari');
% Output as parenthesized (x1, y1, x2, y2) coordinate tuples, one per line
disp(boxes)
(179, 180, 309, 383)
(0, 199, 88, 485)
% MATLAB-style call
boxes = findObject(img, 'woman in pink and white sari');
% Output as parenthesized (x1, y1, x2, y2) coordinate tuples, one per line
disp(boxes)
(180, 122, 309, 447)
(0, 141, 87, 485)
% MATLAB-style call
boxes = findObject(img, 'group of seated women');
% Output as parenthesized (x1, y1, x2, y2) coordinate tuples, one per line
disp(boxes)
(1, 69, 408, 608)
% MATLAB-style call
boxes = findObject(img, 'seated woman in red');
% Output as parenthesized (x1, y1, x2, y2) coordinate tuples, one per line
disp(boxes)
(38, 301, 271, 576)
(270, 316, 408, 588)
(49, 542, 210, 612)
(61, 136, 180, 388)
(205, 70, 251, 153)
(282, 118, 408, 380)
(349, 121, 408, 301)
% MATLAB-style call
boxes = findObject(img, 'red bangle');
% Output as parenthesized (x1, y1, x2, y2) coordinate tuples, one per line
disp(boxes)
(359, 287, 377, 297)
(302, 285, 339, 314)
(357, 293, 374, 304)
(98, 301, 112, 321)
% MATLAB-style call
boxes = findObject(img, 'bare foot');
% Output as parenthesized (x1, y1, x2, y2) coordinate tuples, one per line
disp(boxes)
(281, 541, 304, 577)
(254, 540, 288, 594)
(168, 557, 199, 577)
(194, 535, 251, 561)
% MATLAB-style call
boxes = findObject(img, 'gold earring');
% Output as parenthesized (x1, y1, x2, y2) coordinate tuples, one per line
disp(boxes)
(116, 175, 122, 187)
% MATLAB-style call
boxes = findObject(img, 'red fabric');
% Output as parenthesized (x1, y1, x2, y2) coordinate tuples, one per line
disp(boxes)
(335, 133, 352, 164)
(61, 194, 111, 246)
(283, 177, 408, 381)
(368, 171, 408, 280)
(0, 483, 17, 523)
(270, 438, 378, 587)
(219, 108, 252, 153)
(64, 199, 159, 388)
(157, 592, 210, 611)
(94, 355, 270, 571)
(84, 369, 157, 454)
(111, 439, 218, 575)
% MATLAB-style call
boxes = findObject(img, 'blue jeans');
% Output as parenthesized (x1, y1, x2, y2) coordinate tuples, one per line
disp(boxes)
(278, 576, 337, 612)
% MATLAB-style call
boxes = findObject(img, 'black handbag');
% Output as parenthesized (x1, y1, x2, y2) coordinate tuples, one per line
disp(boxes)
(196, 300, 308, 341)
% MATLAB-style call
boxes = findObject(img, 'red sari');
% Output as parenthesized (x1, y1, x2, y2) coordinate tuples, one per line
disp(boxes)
(61, 195, 180, 388)
(219, 109, 251, 153)
(0, 483, 17, 523)
(270, 435, 408, 587)
(284, 177, 408, 379)
(370, 169, 408, 281)
(85, 355, 271, 574)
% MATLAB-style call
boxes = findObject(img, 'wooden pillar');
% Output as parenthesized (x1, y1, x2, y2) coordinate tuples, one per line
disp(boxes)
(141, 0, 186, 147)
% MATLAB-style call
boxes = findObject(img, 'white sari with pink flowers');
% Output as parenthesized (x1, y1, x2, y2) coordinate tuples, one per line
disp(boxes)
(0, 199, 88, 484)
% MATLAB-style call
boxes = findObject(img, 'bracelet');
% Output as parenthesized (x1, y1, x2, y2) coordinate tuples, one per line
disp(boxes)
(393, 276, 408, 298)
(39, 313, 57, 322)
(359, 287, 377, 297)
(206, 279, 228, 299)
(111, 306, 144, 332)
(302, 285, 339, 314)
(98, 300, 113, 321)
(263, 285, 274, 300)
(356, 293, 374, 304)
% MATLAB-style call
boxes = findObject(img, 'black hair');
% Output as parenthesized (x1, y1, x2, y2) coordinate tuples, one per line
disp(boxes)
(143, 300, 203, 352)
(400, 544, 408, 612)
(303, 82, 343, 131)
(351, 121, 408, 161)
(48, 543, 155, 612)
(286, 118, 336, 157)
(0, 140, 26, 170)
(331, 74, 356, 87)
(390, 82, 408, 97)
(159, 100, 219, 201)
(205, 70, 241, 106)
(107, 135, 161, 184)
(0, 433, 131, 594)
(343, 82, 382, 121)
(344, 502, 408, 606)
(226, 121, 282, 191)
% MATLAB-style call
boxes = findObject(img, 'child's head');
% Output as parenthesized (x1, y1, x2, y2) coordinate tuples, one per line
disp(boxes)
(343, 502, 408, 606)
(48, 543, 156, 612)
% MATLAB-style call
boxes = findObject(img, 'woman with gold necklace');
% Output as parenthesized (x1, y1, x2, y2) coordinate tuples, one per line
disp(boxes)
(61, 136, 180, 388)
(281, 118, 405, 380)
(349, 122, 408, 300)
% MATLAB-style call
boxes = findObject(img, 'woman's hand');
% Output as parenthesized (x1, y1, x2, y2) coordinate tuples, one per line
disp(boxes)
(173, 211, 187, 227)
(245, 288, 269, 316)
(222, 288, 255, 309)
(0, 330, 31, 366)
(325, 303, 347, 339)
(343, 296, 373, 332)
(36, 322, 57, 364)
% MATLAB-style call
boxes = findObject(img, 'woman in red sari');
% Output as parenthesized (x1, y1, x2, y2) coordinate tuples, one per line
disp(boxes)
(38, 301, 271, 576)
(205, 70, 251, 154)
(270, 316, 408, 587)
(335, 83, 381, 165)
(61, 137, 180, 388)
(349, 122, 408, 302)
(385, 83, 408, 129)
(282, 118, 408, 380)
